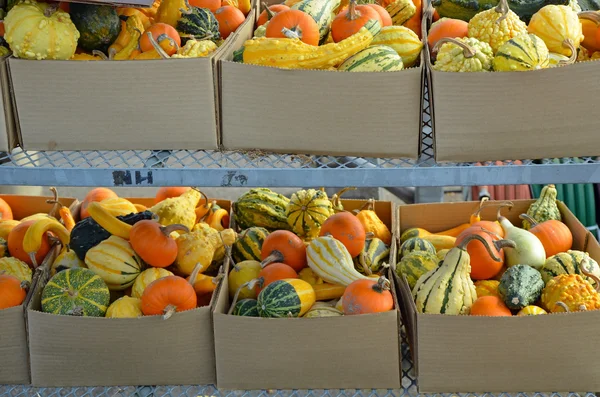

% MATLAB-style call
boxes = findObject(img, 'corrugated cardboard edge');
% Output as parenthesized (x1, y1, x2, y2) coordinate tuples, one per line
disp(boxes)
(0, 52, 16, 152)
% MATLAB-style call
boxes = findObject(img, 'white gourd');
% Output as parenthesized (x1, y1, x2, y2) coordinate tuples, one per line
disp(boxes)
(306, 236, 370, 286)
(499, 216, 546, 269)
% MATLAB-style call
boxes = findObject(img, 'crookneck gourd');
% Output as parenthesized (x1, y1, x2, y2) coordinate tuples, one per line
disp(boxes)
(467, 0, 528, 52)
(432, 37, 493, 72)
(413, 234, 506, 315)
(522, 184, 561, 229)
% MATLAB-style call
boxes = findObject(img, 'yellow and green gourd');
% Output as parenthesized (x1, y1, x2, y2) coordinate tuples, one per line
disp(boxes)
(0, 257, 32, 283)
(0, 237, 7, 258)
(232, 227, 269, 263)
(522, 184, 561, 229)
(398, 251, 439, 289)
(399, 237, 436, 258)
(51, 247, 86, 277)
(372, 26, 423, 67)
(105, 296, 143, 318)
(338, 45, 404, 71)
(233, 188, 291, 231)
(467, 0, 528, 52)
(432, 37, 493, 72)
(232, 298, 260, 316)
(291, 0, 341, 44)
(286, 189, 334, 239)
(517, 305, 547, 315)
(41, 268, 110, 317)
(85, 235, 144, 291)
(257, 278, 316, 318)
(540, 251, 600, 284)
(355, 237, 390, 275)
(385, 0, 416, 25)
(493, 33, 549, 71)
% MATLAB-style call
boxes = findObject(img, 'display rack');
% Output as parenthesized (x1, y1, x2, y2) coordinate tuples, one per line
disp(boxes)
(1, 85, 599, 188)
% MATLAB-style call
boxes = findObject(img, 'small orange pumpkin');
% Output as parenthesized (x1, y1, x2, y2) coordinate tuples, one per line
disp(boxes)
(455, 227, 514, 281)
(81, 188, 118, 219)
(8, 220, 51, 268)
(0, 274, 27, 310)
(155, 187, 191, 204)
(427, 17, 468, 49)
(215, 5, 246, 39)
(258, 262, 299, 292)
(189, 0, 221, 12)
(141, 270, 198, 318)
(0, 198, 12, 221)
(470, 296, 512, 316)
(519, 214, 573, 258)
(342, 276, 393, 315)
(130, 220, 189, 268)
(257, 3, 290, 26)
(579, 12, 600, 53)
(331, 0, 382, 43)
(366, 4, 392, 26)
(319, 212, 366, 258)
(266, 9, 320, 45)
(260, 230, 307, 271)
(140, 23, 182, 55)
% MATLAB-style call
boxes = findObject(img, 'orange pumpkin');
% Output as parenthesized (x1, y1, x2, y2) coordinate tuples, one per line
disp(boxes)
(130, 220, 189, 268)
(455, 227, 514, 280)
(427, 17, 468, 49)
(140, 23, 182, 55)
(8, 220, 51, 268)
(366, 4, 392, 27)
(580, 12, 600, 53)
(81, 188, 118, 219)
(141, 274, 197, 318)
(266, 9, 320, 45)
(470, 296, 512, 316)
(519, 214, 572, 258)
(0, 198, 12, 221)
(258, 262, 298, 291)
(260, 230, 307, 271)
(331, 0, 383, 42)
(469, 202, 512, 238)
(215, 6, 246, 39)
(190, 0, 221, 12)
(342, 276, 393, 315)
(0, 275, 27, 310)
(257, 3, 290, 26)
(155, 187, 191, 204)
(319, 212, 366, 257)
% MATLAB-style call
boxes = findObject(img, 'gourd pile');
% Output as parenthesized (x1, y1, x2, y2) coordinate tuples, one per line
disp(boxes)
(1, 0, 251, 60)
(235, 0, 423, 70)
(398, 184, 600, 316)
(1, 186, 237, 318)
(227, 188, 394, 318)
(428, 0, 600, 72)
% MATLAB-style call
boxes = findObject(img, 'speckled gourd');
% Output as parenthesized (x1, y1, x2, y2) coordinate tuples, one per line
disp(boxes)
(522, 184, 561, 229)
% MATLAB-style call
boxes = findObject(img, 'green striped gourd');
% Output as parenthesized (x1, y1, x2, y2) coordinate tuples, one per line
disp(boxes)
(399, 237, 436, 258)
(132, 268, 174, 298)
(232, 298, 260, 316)
(233, 188, 291, 231)
(493, 33, 550, 71)
(307, 236, 371, 286)
(41, 268, 110, 317)
(398, 251, 438, 289)
(286, 189, 333, 239)
(232, 227, 269, 263)
(372, 26, 422, 67)
(85, 236, 144, 291)
(0, 257, 32, 283)
(540, 250, 600, 284)
(257, 278, 316, 317)
(355, 237, 390, 275)
(177, 6, 221, 42)
(413, 235, 494, 314)
(385, 0, 416, 26)
(339, 45, 404, 71)
(292, 0, 341, 44)
(522, 184, 561, 229)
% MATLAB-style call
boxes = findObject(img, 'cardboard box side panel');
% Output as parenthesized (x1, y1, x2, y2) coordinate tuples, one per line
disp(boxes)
(10, 59, 218, 151)
(0, 306, 29, 384)
(0, 56, 15, 152)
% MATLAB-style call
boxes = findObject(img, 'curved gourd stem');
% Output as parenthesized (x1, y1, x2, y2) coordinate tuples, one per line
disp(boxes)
(44, 3, 59, 17)
(579, 256, 600, 292)
(193, 188, 210, 208)
(493, 239, 516, 251)
(360, 251, 372, 275)
(164, 263, 202, 320)
(496, 201, 514, 219)
(373, 276, 391, 293)
(219, 231, 236, 269)
(432, 38, 476, 59)
(332, 187, 357, 211)
(559, 39, 578, 66)
(578, 11, 600, 24)
(457, 234, 503, 262)
(227, 278, 259, 314)
(424, 3, 435, 21)
(471, 197, 490, 219)
(556, 301, 570, 312)
(518, 213, 539, 227)
(47, 187, 61, 218)
(281, 27, 302, 40)
(353, 197, 375, 214)
(161, 223, 190, 236)
(470, 226, 503, 240)
(495, 0, 510, 24)
(261, 250, 283, 267)
(262, 2, 276, 20)
(146, 32, 172, 59)
(92, 50, 109, 60)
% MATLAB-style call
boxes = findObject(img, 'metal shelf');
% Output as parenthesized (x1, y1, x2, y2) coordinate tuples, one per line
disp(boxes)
(1, 84, 600, 188)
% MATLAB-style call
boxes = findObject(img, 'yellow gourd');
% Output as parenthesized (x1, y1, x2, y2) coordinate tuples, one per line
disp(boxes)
(132, 268, 174, 298)
(99, 197, 138, 217)
(149, 188, 204, 230)
(528, 5, 583, 58)
(175, 228, 236, 275)
(109, 14, 145, 60)
(467, 0, 527, 53)
(106, 296, 143, 318)
(432, 37, 493, 72)
(0, 257, 32, 283)
(242, 26, 374, 69)
(354, 199, 392, 245)
(156, 0, 189, 27)
(171, 40, 217, 58)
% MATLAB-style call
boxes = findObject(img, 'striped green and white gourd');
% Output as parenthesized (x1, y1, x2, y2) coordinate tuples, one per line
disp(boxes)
(292, 0, 341, 44)
(399, 237, 436, 258)
(177, 6, 221, 42)
(385, 0, 416, 26)
(84, 236, 143, 291)
(307, 236, 371, 286)
(41, 268, 110, 317)
(286, 189, 333, 239)
(232, 298, 260, 316)
(257, 278, 316, 318)
(354, 237, 390, 275)
(540, 250, 600, 284)
(398, 251, 439, 289)
(372, 26, 422, 67)
(233, 188, 291, 231)
(232, 227, 269, 263)
(339, 45, 404, 71)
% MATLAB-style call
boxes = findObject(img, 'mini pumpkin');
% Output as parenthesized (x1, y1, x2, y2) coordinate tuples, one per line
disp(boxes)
(0, 274, 27, 309)
(342, 276, 393, 315)
(130, 220, 189, 268)
(266, 9, 320, 45)
(319, 212, 366, 258)
(331, 0, 382, 42)
(141, 266, 199, 319)
(261, 230, 307, 271)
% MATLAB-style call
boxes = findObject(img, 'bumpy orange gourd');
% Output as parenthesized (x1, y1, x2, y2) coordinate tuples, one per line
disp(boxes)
(342, 276, 393, 315)
(542, 272, 600, 313)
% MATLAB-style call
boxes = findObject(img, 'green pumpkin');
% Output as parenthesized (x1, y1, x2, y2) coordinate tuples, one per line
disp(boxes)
(398, 251, 439, 290)
(69, 3, 120, 53)
(232, 298, 259, 316)
(498, 264, 544, 310)
(41, 268, 110, 317)
(177, 6, 221, 43)
(232, 227, 269, 263)
(233, 188, 291, 231)
(399, 237, 436, 258)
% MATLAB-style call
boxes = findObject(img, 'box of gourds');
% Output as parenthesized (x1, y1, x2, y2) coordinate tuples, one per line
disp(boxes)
(24, 187, 234, 387)
(213, 187, 402, 389)
(4, 0, 256, 151)
(0, 190, 77, 385)
(219, 0, 424, 158)
(425, 0, 600, 162)
(394, 187, 600, 393)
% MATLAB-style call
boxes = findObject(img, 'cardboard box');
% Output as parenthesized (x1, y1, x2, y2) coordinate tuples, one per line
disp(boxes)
(214, 199, 403, 390)
(0, 194, 76, 385)
(219, 11, 423, 158)
(424, 13, 600, 162)
(395, 199, 600, 393)
(8, 11, 256, 151)
(0, 53, 16, 153)
(27, 198, 231, 387)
